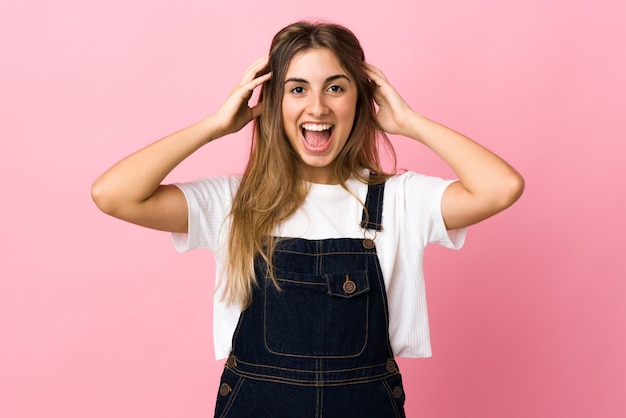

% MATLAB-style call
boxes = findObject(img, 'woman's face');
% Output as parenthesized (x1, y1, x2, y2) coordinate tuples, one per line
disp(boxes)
(281, 48, 358, 184)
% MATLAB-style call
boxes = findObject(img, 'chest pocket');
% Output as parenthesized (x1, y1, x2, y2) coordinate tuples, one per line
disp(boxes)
(264, 270, 370, 358)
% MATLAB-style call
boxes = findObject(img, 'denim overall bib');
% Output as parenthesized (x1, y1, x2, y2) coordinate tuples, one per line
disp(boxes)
(215, 180, 406, 418)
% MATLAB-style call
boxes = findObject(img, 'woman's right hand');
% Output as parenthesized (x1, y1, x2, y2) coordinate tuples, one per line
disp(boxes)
(213, 56, 272, 138)
(92, 56, 272, 233)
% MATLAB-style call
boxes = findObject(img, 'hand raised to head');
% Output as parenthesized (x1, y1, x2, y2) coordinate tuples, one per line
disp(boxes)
(214, 56, 273, 138)
(365, 63, 414, 136)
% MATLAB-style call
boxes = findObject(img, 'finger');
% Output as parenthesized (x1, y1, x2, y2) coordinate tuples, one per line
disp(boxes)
(242, 72, 272, 115)
(242, 55, 270, 82)
(231, 71, 272, 103)
(242, 71, 272, 94)
(248, 55, 269, 71)
(364, 63, 388, 86)
(364, 62, 381, 72)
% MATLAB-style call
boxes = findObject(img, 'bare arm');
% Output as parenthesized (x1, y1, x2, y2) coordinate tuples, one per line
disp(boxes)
(91, 56, 272, 233)
(365, 64, 524, 230)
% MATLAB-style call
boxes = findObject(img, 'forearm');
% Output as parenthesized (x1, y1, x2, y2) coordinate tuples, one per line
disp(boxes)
(403, 112, 524, 227)
(91, 115, 220, 214)
(407, 113, 521, 194)
(364, 62, 523, 228)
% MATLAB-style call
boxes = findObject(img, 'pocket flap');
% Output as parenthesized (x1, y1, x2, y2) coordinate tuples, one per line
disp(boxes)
(325, 271, 370, 298)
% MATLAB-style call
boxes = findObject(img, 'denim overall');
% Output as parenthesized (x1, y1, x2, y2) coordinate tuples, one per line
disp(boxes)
(214, 180, 406, 418)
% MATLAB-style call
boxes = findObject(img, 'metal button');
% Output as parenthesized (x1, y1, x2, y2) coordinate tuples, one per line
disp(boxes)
(226, 355, 237, 368)
(386, 359, 397, 373)
(393, 386, 403, 399)
(219, 383, 232, 397)
(343, 276, 356, 294)
(363, 238, 375, 249)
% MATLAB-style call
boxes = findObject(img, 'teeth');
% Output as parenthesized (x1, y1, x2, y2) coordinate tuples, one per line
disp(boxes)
(301, 123, 333, 131)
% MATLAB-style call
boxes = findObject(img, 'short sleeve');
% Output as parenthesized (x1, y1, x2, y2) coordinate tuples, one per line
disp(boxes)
(397, 172, 466, 250)
(170, 177, 240, 253)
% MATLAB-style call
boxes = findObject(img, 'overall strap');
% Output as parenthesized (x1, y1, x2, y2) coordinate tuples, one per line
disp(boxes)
(360, 173, 385, 231)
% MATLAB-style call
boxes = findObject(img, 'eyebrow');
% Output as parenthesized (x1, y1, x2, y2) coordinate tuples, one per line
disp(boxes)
(284, 74, 351, 84)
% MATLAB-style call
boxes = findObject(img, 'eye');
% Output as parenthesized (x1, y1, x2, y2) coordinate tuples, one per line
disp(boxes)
(328, 85, 344, 93)
(290, 86, 305, 94)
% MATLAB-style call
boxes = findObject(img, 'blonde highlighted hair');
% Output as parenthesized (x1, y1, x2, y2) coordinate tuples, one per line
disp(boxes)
(225, 21, 396, 307)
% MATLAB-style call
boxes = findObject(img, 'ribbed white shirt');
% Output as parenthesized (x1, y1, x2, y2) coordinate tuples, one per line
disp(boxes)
(172, 172, 466, 360)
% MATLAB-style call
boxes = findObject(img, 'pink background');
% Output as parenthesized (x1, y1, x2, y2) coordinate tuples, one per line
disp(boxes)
(2, 0, 625, 417)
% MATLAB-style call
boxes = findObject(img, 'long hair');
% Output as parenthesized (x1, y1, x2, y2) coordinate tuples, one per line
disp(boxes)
(224, 21, 396, 307)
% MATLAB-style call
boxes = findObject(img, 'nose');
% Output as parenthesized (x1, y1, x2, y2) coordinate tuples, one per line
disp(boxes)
(306, 91, 329, 116)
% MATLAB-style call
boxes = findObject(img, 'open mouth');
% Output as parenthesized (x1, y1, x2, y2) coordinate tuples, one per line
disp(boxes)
(301, 123, 333, 150)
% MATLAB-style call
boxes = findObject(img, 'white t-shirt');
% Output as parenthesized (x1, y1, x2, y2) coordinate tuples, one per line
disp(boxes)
(172, 171, 466, 360)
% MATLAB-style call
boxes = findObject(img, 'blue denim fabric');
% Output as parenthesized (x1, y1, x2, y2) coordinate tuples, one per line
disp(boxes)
(215, 181, 406, 418)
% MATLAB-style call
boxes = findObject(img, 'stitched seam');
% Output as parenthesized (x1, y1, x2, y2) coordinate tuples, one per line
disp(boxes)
(235, 358, 390, 373)
(382, 378, 402, 418)
(228, 367, 396, 386)
(374, 254, 394, 356)
(218, 375, 245, 418)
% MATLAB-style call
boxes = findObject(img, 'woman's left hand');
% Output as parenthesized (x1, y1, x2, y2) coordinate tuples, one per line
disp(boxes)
(365, 64, 524, 231)
(365, 63, 414, 136)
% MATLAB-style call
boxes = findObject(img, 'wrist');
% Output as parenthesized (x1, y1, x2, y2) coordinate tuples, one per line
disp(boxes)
(403, 111, 429, 142)
(197, 114, 224, 144)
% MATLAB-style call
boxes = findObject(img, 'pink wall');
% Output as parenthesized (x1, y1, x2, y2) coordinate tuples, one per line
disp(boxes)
(2, 0, 625, 417)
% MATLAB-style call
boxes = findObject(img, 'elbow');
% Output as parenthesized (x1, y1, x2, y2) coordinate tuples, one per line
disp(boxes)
(91, 177, 118, 216)
(497, 171, 525, 210)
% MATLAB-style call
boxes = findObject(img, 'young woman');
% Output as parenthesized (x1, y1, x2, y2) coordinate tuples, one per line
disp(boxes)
(92, 21, 524, 418)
